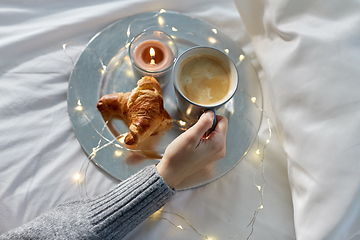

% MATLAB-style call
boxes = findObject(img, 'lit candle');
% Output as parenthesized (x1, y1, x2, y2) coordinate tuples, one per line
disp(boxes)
(129, 30, 178, 87)
(132, 40, 173, 72)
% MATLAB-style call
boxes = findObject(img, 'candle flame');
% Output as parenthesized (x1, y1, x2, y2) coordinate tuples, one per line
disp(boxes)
(150, 47, 155, 57)
(150, 47, 155, 65)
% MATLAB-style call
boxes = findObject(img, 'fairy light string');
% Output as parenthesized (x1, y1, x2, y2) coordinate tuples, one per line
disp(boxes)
(66, 9, 275, 240)
(246, 118, 272, 240)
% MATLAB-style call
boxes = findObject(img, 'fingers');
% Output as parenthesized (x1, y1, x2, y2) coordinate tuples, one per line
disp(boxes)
(187, 111, 215, 139)
(158, 113, 229, 188)
(205, 115, 228, 158)
(203, 115, 228, 140)
(214, 115, 228, 136)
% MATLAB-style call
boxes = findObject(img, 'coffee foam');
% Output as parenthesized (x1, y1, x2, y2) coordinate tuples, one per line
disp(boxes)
(177, 55, 230, 106)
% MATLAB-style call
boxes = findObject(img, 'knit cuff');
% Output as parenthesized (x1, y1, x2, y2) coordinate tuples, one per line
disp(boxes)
(88, 165, 175, 239)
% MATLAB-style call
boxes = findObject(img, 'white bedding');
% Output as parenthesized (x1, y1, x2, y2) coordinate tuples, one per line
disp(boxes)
(234, 0, 360, 239)
(0, 0, 358, 239)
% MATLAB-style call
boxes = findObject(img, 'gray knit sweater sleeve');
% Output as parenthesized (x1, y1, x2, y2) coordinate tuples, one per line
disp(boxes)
(0, 165, 175, 240)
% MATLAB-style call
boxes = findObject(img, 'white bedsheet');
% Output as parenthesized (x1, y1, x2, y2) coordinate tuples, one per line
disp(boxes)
(234, 0, 360, 239)
(1, 0, 357, 239)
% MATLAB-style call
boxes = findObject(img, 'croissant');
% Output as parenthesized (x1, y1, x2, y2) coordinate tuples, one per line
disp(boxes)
(97, 76, 172, 145)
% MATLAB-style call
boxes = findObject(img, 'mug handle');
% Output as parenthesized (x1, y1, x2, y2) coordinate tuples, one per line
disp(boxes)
(204, 109, 217, 137)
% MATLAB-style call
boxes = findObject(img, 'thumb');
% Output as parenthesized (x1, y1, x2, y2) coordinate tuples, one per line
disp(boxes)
(187, 111, 215, 138)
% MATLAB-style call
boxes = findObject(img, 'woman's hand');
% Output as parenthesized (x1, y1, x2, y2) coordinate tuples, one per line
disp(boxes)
(156, 111, 228, 189)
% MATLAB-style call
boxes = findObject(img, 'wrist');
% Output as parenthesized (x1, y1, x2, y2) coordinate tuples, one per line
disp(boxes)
(156, 160, 181, 189)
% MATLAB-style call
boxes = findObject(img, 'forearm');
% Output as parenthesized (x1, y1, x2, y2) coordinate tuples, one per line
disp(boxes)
(0, 165, 175, 240)
(88, 165, 175, 239)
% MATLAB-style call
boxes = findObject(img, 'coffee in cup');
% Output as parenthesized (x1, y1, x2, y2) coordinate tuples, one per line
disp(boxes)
(177, 54, 231, 106)
(173, 46, 239, 121)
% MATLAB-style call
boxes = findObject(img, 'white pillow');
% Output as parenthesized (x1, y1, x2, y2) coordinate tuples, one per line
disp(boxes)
(234, 0, 360, 239)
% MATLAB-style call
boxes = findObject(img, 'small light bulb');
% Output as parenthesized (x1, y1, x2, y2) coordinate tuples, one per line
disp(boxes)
(158, 16, 164, 26)
(251, 97, 256, 103)
(172, 27, 178, 32)
(212, 28, 217, 34)
(75, 100, 83, 111)
(179, 120, 186, 126)
(114, 150, 123, 157)
(259, 204, 264, 210)
(239, 54, 245, 61)
(256, 149, 260, 155)
(257, 185, 261, 191)
(177, 225, 183, 230)
(74, 173, 81, 181)
(151, 207, 163, 218)
(160, 9, 166, 13)
(101, 65, 106, 74)
(224, 49, 229, 54)
(92, 148, 97, 157)
(208, 37, 216, 44)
